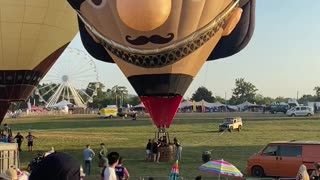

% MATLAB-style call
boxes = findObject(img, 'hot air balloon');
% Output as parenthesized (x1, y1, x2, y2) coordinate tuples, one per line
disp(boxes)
(67, 0, 255, 130)
(0, 1, 78, 123)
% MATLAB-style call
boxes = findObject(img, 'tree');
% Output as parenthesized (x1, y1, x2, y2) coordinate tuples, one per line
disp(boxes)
(253, 94, 274, 105)
(215, 96, 226, 104)
(110, 85, 129, 107)
(191, 86, 215, 103)
(127, 96, 141, 106)
(299, 94, 316, 103)
(86, 82, 106, 97)
(314, 86, 320, 101)
(274, 96, 289, 103)
(229, 78, 257, 105)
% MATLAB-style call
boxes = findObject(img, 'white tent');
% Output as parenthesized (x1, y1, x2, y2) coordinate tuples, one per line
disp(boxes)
(50, 100, 73, 108)
(209, 101, 226, 108)
(133, 103, 145, 108)
(237, 101, 255, 111)
(227, 105, 239, 111)
(195, 100, 211, 107)
(179, 100, 193, 108)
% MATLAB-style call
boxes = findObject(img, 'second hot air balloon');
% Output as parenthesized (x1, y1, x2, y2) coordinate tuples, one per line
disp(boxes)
(0, 0, 78, 123)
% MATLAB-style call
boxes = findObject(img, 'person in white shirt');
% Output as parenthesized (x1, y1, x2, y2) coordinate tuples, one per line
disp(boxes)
(104, 152, 120, 180)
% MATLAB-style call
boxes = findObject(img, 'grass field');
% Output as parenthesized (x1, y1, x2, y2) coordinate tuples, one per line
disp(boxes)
(2, 113, 320, 180)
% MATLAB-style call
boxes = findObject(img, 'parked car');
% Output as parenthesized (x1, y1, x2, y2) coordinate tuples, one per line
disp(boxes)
(218, 117, 242, 132)
(247, 141, 320, 178)
(286, 106, 314, 117)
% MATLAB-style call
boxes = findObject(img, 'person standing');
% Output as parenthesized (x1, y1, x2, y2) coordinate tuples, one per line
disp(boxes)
(296, 164, 309, 180)
(104, 152, 120, 180)
(152, 139, 161, 163)
(145, 139, 152, 161)
(311, 162, 320, 180)
(83, 144, 95, 176)
(3, 123, 10, 135)
(26, 132, 36, 151)
(99, 143, 108, 168)
(174, 137, 182, 161)
(14, 132, 24, 151)
(115, 157, 130, 180)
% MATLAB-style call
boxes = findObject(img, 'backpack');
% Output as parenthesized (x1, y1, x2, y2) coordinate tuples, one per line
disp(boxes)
(115, 166, 125, 180)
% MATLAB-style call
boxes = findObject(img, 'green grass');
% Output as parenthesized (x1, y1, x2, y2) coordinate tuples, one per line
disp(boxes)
(3, 113, 320, 180)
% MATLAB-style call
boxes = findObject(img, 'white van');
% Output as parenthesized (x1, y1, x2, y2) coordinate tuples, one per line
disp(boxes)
(286, 106, 314, 117)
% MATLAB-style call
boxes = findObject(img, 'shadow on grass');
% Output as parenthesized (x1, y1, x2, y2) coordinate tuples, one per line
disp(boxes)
(18, 145, 262, 180)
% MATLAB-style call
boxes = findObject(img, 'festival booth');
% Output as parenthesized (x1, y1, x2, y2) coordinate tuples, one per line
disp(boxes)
(50, 100, 73, 114)
(237, 101, 261, 112)
(133, 103, 147, 113)
(179, 100, 193, 112)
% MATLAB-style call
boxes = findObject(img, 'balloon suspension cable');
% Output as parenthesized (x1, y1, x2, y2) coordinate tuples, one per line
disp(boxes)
(154, 126, 171, 144)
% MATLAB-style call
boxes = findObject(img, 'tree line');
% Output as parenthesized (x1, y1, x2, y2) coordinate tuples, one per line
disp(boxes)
(27, 78, 320, 109)
(191, 78, 320, 105)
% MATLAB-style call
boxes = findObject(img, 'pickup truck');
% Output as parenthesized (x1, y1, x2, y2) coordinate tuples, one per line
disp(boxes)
(117, 108, 138, 120)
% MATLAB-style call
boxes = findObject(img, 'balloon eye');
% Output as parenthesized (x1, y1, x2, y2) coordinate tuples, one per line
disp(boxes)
(91, 0, 102, 5)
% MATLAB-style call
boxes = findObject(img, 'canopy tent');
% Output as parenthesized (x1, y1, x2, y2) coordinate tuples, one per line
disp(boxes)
(133, 103, 145, 108)
(209, 101, 226, 108)
(50, 100, 73, 108)
(179, 100, 226, 109)
(237, 101, 256, 111)
(195, 100, 211, 107)
(227, 105, 238, 111)
(179, 100, 193, 108)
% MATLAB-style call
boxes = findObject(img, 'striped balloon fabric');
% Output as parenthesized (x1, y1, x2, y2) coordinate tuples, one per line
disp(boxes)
(199, 159, 243, 178)
(169, 160, 180, 180)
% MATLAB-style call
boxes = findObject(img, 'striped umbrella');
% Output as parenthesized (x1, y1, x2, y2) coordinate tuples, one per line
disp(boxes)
(199, 159, 243, 179)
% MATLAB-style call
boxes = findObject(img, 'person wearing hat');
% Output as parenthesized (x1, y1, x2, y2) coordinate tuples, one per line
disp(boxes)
(0, 167, 18, 180)
(29, 152, 82, 180)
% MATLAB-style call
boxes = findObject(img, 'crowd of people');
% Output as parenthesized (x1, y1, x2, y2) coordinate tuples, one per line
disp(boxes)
(296, 163, 320, 180)
(81, 143, 130, 180)
(145, 136, 183, 163)
(0, 124, 36, 152)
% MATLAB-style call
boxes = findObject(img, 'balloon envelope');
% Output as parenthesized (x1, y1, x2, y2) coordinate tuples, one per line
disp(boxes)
(68, 0, 255, 128)
(0, 0, 78, 122)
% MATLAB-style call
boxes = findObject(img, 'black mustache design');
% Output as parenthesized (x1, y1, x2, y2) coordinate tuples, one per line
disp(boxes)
(67, 0, 85, 10)
(126, 33, 174, 46)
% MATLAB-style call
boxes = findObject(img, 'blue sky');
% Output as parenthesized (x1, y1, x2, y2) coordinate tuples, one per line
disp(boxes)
(67, 0, 320, 99)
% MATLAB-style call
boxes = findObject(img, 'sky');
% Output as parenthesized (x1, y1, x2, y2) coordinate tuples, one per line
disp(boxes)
(63, 0, 320, 100)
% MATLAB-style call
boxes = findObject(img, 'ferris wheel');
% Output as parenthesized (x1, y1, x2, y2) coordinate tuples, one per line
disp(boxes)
(35, 47, 99, 108)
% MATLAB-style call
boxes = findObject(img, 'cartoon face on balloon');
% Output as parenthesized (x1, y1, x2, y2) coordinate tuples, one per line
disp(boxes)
(67, 0, 255, 128)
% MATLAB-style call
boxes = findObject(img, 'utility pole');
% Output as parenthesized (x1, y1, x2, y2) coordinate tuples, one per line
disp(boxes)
(116, 94, 118, 107)
(297, 91, 299, 100)
(225, 91, 228, 112)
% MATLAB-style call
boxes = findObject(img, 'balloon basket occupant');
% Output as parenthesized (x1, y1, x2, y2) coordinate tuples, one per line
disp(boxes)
(154, 127, 175, 162)
(67, 0, 255, 134)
